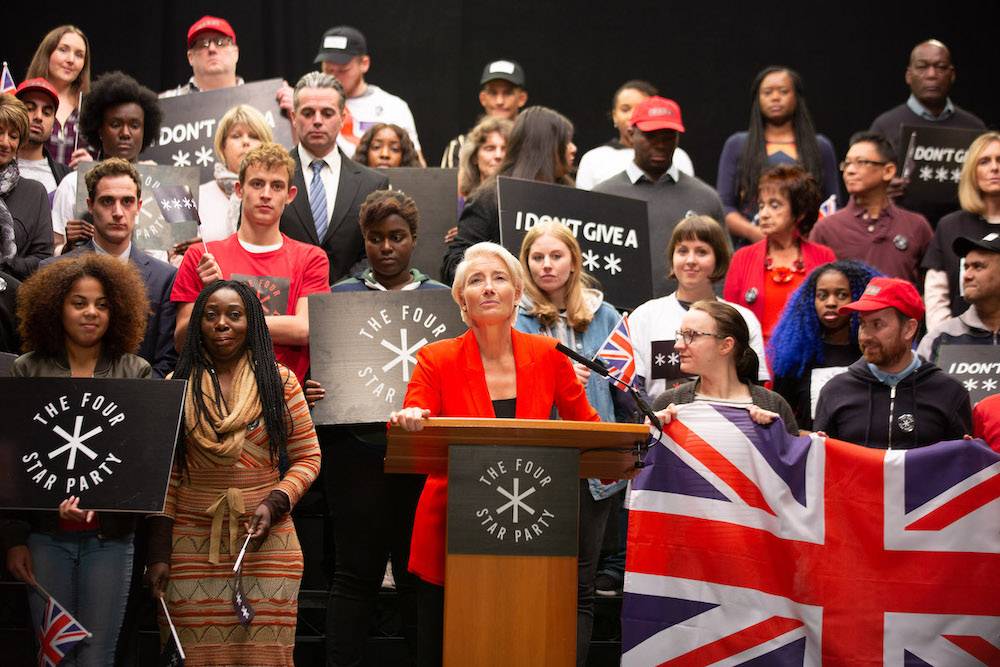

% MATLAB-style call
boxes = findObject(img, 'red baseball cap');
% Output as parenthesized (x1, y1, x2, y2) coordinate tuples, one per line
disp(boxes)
(630, 96, 685, 133)
(15, 78, 59, 112)
(187, 16, 236, 48)
(839, 277, 925, 321)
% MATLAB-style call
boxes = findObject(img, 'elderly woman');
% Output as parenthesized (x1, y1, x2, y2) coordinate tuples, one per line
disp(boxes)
(0, 94, 53, 279)
(724, 164, 836, 343)
(189, 104, 274, 247)
(4, 253, 150, 666)
(145, 280, 320, 665)
(651, 300, 798, 434)
(354, 123, 421, 169)
(390, 241, 598, 666)
(924, 131, 1000, 327)
(24, 25, 93, 167)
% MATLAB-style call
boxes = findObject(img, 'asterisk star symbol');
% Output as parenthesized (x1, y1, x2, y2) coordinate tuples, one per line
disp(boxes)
(963, 378, 979, 391)
(496, 477, 536, 524)
(918, 166, 933, 181)
(159, 199, 172, 211)
(981, 378, 997, 391)
(195, 145, 215, 167)
(381, 328, 428, 381)
(170, 198, 183, 210)
(48, 416, 102, 471)
(668, 352, 680, 365)
(935, 167, 949, 182)
(951, 168, 961, 183)
(171, 150, 191, 167)
(581, 249, 600, 272)
(603, 252, 622, 275)
(654, 353, 666, 366)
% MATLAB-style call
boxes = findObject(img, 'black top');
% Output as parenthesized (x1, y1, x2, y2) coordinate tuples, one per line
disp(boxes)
(492, 398, 517, 419)
(773, 342, 859, 431)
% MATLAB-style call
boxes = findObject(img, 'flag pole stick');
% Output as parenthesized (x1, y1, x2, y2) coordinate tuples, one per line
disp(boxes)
(159, 597, 187, 660)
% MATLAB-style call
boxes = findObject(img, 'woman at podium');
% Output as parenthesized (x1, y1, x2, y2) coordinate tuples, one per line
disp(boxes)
(390, 241, 599, 666)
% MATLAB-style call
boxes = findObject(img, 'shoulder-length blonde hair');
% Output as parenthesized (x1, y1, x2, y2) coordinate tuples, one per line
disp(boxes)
(214, 104, 274, 166)
(452, 242, 524, 325)
(26, 25, 91, 94)
(518, 221, 596, 332)
(958, 131, 1000, 216)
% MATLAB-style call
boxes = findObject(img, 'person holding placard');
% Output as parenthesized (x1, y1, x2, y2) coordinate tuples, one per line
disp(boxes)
(390, 242, 599, 666)
(923, 131, 1000, 327)
(353, 123, 421, 169)
(441, 106, 577, 284)
(145, 279, 321, 666)
(23, 25, 93, 169)
(769, 260, 882, 430)
(4, 253, 151, 666)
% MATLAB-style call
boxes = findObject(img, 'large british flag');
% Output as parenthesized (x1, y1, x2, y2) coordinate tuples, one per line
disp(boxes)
(623, 402, 1000, 666)
(595, 314, 636, 390)
(38, 594, 91, 666)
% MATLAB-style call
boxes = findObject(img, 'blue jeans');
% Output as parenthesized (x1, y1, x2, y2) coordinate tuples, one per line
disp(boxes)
(27, 531, 134, 667)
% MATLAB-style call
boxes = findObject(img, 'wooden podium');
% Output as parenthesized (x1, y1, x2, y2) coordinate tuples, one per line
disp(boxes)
(386, 418, 649, 666)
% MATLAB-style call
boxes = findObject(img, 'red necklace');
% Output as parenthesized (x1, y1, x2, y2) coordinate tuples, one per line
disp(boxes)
(764, 243, 805, 284)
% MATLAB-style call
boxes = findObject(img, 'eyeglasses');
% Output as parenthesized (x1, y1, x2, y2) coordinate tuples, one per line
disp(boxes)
(839, 159, 888, 171)
(675, 329, 725, 345)
(909, 61, 953, 73)
(191, 37, 233, 50)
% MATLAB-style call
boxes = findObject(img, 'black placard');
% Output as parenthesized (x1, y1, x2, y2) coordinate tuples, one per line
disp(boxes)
(141, 78, 294, 183)
(0, 378, 186, 512)
(899, 125, 982, 205)
(447, 445, 578, 556)
(75, 162, 201, 261)
(497, 176, 652, 310)
(387, 168, 459, 283)
(936, 345, 1000, 405)
(0, 352, 15, 377)
(309, 290, 466, 425)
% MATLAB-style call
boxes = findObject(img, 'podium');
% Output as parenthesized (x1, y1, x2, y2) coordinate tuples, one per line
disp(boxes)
(386, 417, 649, 666)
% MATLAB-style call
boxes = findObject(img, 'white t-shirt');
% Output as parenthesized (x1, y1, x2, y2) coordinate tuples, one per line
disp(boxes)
(18, 158, 58, 197)
(51, 172, 78, 236)
(338, 84, 421, 157)
(576, 145, 694, 191)
(629, 293, 770, 401)
(196, 181, 239, 242)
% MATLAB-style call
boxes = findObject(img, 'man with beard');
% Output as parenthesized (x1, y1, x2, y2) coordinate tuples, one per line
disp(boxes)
(14, 78, 70, 201)
(593, 96, 723, 297)
(813, 277, 971, 449)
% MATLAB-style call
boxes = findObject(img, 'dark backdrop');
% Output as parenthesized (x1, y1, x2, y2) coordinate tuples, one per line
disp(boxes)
(8, 1, 997, 182)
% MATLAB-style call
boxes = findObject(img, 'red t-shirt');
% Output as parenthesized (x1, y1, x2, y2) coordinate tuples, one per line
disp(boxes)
(171, 233, 330, 383)
(973, 393, 1000, 453)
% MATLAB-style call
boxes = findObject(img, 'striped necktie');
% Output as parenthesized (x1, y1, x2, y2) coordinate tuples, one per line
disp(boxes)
(309, 159, 328, 241)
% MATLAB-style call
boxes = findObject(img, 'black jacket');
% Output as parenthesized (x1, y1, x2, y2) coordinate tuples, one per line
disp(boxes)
(441, 183, 499, 285)
(651, 379, 799, 435)
(0, 177, 53, 279)
(813, 357, 972, 449)
(279, 147, 389, 284)
(0, 270, 19, 355)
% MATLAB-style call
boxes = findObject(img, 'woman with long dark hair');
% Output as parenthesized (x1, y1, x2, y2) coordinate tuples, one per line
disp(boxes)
(24, 25, 93, 168)
(440, 106, 577, 283)
(717, 66, 839, 245)
(4, 253, 150, 666)
(768, 260, 881, 429)
(353, 123, 421, 169)
(145, 280, 320, 666)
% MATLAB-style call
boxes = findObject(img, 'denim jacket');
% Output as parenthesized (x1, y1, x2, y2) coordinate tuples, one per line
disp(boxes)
(514, 289, 627, 499)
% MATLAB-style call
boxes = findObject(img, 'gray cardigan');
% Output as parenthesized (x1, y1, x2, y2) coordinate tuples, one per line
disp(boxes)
(651, 380, 799, 435)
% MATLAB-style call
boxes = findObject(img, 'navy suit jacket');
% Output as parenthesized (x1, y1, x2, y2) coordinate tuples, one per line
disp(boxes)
(42, 243, 178, 378)
(279, 147, 389, 284)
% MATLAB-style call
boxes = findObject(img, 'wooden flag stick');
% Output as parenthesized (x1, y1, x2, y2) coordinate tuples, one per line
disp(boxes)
(233, 531, 253, 573)
(159, 597, 187, 660)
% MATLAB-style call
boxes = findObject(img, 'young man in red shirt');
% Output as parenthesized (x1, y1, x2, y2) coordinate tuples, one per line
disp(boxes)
(171, 142, 329, 384)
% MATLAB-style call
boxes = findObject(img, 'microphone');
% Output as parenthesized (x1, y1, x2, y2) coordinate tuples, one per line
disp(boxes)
(554, 342, 662, 432)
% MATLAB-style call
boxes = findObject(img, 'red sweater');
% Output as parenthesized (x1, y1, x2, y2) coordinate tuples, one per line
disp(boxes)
(401, 328, 599, 585)
(723, 238, 837, 324)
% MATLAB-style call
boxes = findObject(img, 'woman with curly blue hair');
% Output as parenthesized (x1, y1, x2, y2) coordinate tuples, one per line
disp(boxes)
(769, 259, 881, 429)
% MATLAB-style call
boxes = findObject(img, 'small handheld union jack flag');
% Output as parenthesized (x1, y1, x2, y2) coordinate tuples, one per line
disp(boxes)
(37, 589, 91, 666)
(594, 314, 636, 391)
(0, 62, 16, 95)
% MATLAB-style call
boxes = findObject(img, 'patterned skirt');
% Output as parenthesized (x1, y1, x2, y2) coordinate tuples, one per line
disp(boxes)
(161, 467, 303, 666)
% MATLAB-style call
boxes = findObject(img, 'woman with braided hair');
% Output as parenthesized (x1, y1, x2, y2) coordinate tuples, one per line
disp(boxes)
(768, 260, 882, 430)
(145, 280, 320, 666)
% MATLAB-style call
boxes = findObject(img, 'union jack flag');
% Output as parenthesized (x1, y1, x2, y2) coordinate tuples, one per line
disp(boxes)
(595, 314, 636, 391)
(38, 594, 91, 666)
(623, 402, 1000, 665)
(818, 194, 838, 219)
(0, 61, 16, 94)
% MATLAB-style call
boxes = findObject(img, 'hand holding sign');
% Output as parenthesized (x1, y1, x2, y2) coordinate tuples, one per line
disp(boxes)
(58, 495, 95, 523)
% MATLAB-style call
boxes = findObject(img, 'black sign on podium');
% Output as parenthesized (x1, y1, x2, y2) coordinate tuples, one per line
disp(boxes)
(309, 289, 467, 425)
(936, 345, 1000, 405)
(0, 378, 186, 512)
(387, 168, 459, 283)
(497, 176, 652, 311)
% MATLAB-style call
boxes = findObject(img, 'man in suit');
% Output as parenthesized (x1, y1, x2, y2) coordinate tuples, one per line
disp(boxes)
(42, 158, 177, 377)
(279, 71, 388, 284)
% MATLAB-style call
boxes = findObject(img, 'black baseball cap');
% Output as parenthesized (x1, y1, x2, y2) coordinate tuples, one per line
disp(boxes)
(314, 26, 367, 65)
(953, 231, 1000, 257)
(480, 59, 526, 88)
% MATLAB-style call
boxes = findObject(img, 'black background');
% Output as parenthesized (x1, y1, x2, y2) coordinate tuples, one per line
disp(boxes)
(7, 2, 996, 184)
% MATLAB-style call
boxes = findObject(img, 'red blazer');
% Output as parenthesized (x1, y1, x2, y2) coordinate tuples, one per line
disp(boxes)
(402, 328, 599, 585)
(723, 238, 837, 323)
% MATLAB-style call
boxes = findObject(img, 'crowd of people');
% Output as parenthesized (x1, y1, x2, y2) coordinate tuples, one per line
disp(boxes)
(0, 14, 997, 667)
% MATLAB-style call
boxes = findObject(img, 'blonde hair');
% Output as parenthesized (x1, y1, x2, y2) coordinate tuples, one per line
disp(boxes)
(238, 142, 296, 184)
(958, 132, 1000, 216)
(214, 104, 274, 167)
(0, 95, 29, 150)
(451, 242, 524, 325)
(518, 221, 596, 332)
(26, 25, 91, 94)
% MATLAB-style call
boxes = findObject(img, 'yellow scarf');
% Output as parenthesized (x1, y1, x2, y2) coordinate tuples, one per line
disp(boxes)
(184, 354, 262, 467)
